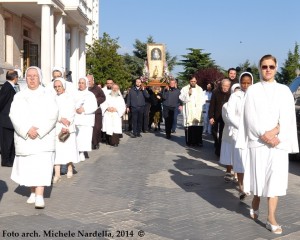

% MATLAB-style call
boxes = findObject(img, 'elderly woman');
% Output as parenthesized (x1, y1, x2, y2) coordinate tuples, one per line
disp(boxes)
(75, 77, 97, 161)
(10, 66, 58, 209)
(101, 84, 126, 147)
(52, 77, 79, 183)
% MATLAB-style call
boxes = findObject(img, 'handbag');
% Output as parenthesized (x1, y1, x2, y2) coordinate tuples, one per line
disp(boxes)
(58, 131, 70, 142)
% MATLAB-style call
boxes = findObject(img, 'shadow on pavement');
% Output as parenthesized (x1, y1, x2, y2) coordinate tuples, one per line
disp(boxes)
(169, 155, 251, 218)
(0, 180, 8, 203)
(288, 155, 300, 177)
(14, 185, 53, 199)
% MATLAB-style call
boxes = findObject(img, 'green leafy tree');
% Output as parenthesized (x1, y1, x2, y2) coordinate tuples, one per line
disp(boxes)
(86, 32, 132, 90)
(278, 42, 300, 85)
(236, 60, 260, 83)
(123, 54, 144, 82)
(133, 36, 154, 60)
(178, 48, 216, 86)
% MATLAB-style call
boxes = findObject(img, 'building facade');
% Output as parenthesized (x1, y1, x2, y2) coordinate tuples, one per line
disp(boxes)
(0, 0, 99, 86)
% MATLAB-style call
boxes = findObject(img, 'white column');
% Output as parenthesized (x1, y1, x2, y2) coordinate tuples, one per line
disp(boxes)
(70, 25, 79, 86)
(50, 8, 54, 72)
(0, 5, 5, 65)
(54, 14, 63, 69)
(62, 16, 66, 71)
(5, 27, 13, 65)
(41, 4, 51, 85)
(79, 31, 86, 77)
(4, 17, 13, 65)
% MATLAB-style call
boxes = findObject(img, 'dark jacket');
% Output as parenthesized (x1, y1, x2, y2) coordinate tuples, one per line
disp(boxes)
(89, 85, 106, 114)
(0, 81, 16, 129)
(208, 87, 230, 121)
(126, 86, 150, 108)
(162, 87, 181, 108)
(149, 91, 163, 112)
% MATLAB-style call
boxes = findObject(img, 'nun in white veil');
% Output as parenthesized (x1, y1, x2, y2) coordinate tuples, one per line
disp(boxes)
(10, 66, 58, 209)
(52, 77, 79, 183)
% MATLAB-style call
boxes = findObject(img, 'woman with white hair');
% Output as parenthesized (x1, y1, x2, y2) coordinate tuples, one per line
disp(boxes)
(10, 66, 58, 209)
(75, 77, 97, 161)
(52, 78, 79, 183)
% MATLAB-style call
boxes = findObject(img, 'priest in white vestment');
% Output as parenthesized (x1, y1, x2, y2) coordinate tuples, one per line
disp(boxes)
(179, 76, 205, 146)
(236, 55, 298, 234)
(10, 66, 58, 209)
(101, 84, 126, 146)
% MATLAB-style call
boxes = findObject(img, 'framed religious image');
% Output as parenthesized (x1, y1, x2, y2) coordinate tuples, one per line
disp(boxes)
(147, 44, 165, 81)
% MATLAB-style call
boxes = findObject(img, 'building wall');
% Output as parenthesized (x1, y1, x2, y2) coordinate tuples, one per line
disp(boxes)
(0, 0, 99, 84)
(0, 5, 42, 83)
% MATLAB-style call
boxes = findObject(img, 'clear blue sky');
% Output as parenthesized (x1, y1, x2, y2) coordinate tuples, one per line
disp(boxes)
(100, 0, 300, 77)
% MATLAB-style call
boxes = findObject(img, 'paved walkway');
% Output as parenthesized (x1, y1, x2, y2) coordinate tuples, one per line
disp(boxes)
(0, 116, 300, 240)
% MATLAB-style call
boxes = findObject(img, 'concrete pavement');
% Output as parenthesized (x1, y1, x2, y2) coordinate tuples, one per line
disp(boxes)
(0, 116, 300, 240)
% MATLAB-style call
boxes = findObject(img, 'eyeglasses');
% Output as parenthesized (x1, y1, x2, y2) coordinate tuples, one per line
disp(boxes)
(26, 75, 39, 79)
(54, 86, 63, 89)
(261, 65, 276, 70)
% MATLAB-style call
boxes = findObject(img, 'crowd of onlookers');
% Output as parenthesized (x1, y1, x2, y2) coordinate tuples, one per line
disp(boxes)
(0, 54, 298, 235)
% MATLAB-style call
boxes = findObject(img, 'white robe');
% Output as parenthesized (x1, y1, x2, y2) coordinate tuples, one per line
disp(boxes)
(54, 93, 79, 164)
(236, 81, 299, 197)
(75, 89, 97, 151)
(226, 91, 247, 173)
(179, 85, 205, 127)
(203, 90, 212, 133)
(10, 86, 58, 186)
(219, 103, 233, 166)
(101, 94, 126, 135)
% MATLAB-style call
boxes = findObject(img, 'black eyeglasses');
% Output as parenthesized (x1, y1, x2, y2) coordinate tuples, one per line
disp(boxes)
(261, 65, 276, 70)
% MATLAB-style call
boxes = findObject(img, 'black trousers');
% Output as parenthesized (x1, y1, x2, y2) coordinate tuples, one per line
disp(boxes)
(108, 133, 120, 146)
(127, 111, 132, 131)
(92, 113, 102, 146)
(185, 126, 203, 145)
(143, 103, 151, 131)
(163, 106, 175, 135)
(131, 106, 144, 135)
(0, 127, 15, 166)
(211, 120, 224, 155)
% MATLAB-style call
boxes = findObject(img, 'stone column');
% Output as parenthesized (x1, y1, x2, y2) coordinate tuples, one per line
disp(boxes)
(62, 16, 66, 71)
(50, 8, 54, 72)
(70, 25, 79, 86)
(54, 13, 64, 70)
(41, 4, 51, 84)
(0, 4, 4, 65)
(5, 18, 13, 65)
(79, 31, 86, 77)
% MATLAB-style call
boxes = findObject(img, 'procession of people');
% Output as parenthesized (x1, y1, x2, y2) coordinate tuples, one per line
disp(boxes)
(0, 54, 298, 235)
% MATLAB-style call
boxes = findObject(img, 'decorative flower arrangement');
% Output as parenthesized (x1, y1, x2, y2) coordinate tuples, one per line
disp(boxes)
(140, 60, 150, 84)
(160, 61, 173, 83)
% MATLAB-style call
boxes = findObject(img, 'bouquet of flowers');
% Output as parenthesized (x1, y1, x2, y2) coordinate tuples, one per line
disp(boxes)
(161, 61, 173, 83)
(140, 60, 150, 84)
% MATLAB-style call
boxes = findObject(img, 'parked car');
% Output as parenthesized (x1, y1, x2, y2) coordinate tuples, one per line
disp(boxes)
(295, 97, 300, 147)
(289, 97, 300, 161)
